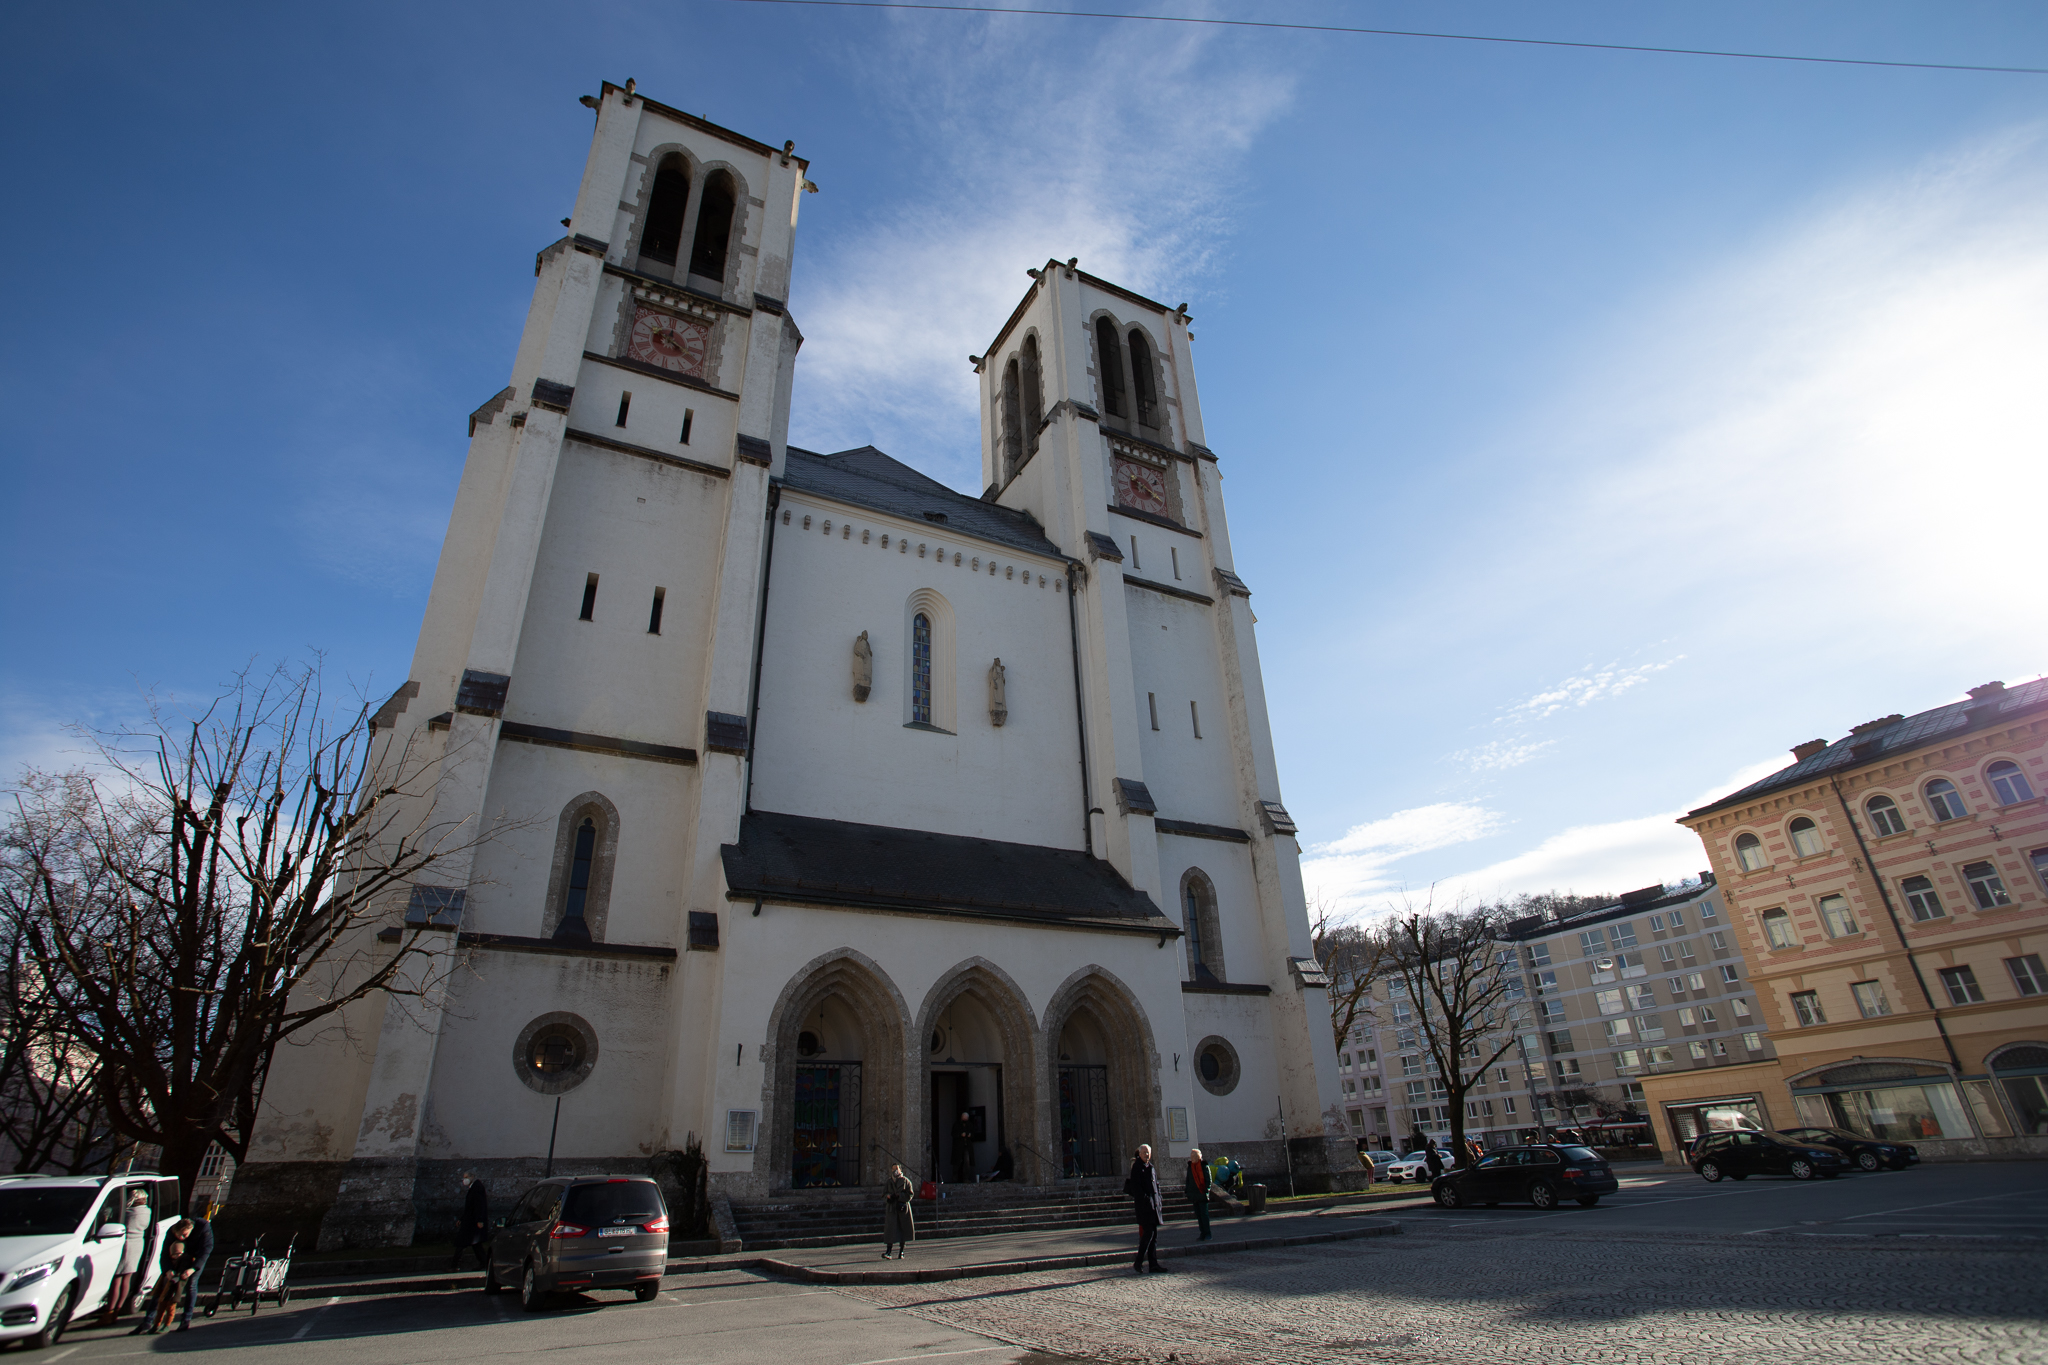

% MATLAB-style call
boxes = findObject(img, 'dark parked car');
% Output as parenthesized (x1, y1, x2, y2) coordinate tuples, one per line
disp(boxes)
(486, 1175, 669, 1309)
(1690, 1130, 1847, 1182)
(1430, 1144, 1619, 1210)
(1779, 1126, 1918, 1172)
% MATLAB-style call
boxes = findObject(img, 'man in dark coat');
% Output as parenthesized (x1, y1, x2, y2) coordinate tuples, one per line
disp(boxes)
(1423, 1139, 1444, 1179)
(1125, 1144, 1166, 1273)
(176, 1208, 214, 1331)
(952, 1111, 975, 1182)
(450, 1171, 490, 1270)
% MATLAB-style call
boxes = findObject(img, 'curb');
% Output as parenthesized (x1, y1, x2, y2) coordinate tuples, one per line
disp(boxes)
(755, 1218, 1403, 1285)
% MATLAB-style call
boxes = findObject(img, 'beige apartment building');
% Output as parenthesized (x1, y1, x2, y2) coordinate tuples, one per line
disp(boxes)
(1677, 678, 2048, 1159)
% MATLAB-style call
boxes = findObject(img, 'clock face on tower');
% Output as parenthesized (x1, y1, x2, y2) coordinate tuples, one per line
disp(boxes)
(1112, 457, 1169, 517)
(627, 307, 711, 378)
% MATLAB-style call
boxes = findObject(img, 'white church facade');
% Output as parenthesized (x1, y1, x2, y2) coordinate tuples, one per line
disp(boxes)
(231, 81, 1358, 1248)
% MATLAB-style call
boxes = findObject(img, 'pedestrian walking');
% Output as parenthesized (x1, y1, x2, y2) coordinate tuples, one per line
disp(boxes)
(450, 1171, 490, 1270)
(881, 1163, 915, 1259)
(1423, 1139, 1444, 1179)
(1124, 1144, 1166, 1273)
(1184, 1147, 1212, 1242)
(101, 1188, 152, 1325)
(1359, 1150, 1376, 1186)
(177, 1205, 213, 1331)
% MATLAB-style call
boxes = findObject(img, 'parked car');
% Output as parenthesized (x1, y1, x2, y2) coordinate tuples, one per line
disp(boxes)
(486, 1175, 669, 1310)
(1689, 1131, 1848, 1182)
(1360, 1150, 1401, 1179)
(0, 1173, 183, 1349)
(1381, 1153, 1437, 1183)
(1430, 1145, 1618, 1210)
(1778, 1126, 1918, 1172)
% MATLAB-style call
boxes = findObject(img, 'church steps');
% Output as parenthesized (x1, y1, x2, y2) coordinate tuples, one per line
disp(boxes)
(730, 1186, 1199, 1250)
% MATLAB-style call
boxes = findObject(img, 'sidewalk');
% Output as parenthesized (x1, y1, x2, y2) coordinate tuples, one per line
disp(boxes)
(292, 1204, 1405, 1297)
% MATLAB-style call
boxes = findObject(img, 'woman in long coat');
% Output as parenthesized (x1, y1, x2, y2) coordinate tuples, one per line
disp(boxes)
(882, 1164, 916, 1259)
(1125, 1144, 1165, 1273)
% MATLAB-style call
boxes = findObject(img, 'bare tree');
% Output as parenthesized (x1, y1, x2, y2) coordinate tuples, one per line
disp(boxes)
(1311, 899, 1390, 1058)
(1381, 894, 1524, 1166)
(1, 661, 504, 1199)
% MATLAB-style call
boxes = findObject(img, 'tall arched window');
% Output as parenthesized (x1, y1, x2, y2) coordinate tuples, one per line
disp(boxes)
(1001, 359, 1024, 481)
(1126, 328, 1158, 429)
(1900, 875, 1944, 921)
(689, 169, 737, 285)
(911, 612, 933, 726)
(555, 817, 597, 942)
(544, 793, 619, 943)
(1094, 317, 1126, 418)
(1865, 795, 1906, 837)
(1733, 833, 1766, 872)
(1924, 778, 1967, 822)
(637, 155, 690, 270)
(1988, 760, 2036, 806)
(1180, 870, 1225, 982)
(1020, 335, 1043, 456)
(1788, 817, 1824, 858)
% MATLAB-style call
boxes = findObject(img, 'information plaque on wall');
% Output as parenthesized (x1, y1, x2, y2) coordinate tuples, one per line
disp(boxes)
(1167, 1107, 1190, 1143)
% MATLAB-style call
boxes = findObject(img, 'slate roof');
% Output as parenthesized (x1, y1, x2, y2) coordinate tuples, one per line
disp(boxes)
(1687, 677, 2048, 819)
(721, 809, 1170, 931)
(782, 445, 1065, 562)
(1498, 880, 1717, 942)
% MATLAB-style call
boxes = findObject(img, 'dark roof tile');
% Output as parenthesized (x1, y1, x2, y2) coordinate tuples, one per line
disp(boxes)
(782, 445, 1065, 561)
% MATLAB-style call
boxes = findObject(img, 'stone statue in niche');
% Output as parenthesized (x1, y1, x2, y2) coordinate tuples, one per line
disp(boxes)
(852, 631, 872, 703)
(988, 658, 1007, 727)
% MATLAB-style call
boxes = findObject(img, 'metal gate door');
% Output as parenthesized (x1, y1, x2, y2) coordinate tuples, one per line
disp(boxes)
(1057, 1064, 1112, 1177)
(793, 1062, 862, 1188)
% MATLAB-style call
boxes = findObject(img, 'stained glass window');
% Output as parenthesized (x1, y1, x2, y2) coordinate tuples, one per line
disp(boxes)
(911, 613, 932, 725)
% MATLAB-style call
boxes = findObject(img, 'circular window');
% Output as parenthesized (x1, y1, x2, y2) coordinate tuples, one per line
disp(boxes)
(512, 1012, 599, 1095)
(797, 1030, 823, 1058)
(1193, 1035, 1240, 1096)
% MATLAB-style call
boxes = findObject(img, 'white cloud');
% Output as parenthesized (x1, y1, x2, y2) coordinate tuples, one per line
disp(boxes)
(1450, 737, 1555, 772)
(1505, 658, 1681, 721)
(789, 14, 1295, 480)
(1300, 801, 1504, 915)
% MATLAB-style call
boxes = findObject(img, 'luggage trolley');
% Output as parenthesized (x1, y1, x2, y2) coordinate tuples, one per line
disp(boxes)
(206, 1234, 295, 1316)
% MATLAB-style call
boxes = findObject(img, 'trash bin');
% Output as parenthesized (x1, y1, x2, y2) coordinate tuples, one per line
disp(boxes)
(1247, 1183, 1267, 1215)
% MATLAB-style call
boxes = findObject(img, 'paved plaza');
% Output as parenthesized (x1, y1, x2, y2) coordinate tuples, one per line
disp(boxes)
(29, 1164, 2048, 1365)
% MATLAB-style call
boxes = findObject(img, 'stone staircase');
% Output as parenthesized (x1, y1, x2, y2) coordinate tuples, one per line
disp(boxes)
(729, 1178, 1199, 1250)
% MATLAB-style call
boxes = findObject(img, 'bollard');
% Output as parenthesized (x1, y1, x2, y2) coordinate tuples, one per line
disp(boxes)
(1247, 1183, 1267, 1215)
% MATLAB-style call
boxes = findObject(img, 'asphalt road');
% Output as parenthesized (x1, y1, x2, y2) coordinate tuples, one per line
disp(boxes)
(1371, 1157, 2048, 1239)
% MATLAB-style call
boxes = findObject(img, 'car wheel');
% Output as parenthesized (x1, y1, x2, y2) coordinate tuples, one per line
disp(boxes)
(1576, 1196, 1600, 1207)
(1528, 1182, 1558, 1210)
(520, 1263, 546, 1313)
(1790, 1159, 1815, 1181)
(635, 1283, 659, 1303)
(1698, 1161, 1723, 1183)
(1434, 1183, 1461, 1209)
(484, 1260, 502, 1295)
(1857, 1152, 1881, 1172)
(30, 1284, 76, 1349)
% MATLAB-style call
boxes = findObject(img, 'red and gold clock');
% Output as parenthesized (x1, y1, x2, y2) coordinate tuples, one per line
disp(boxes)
(627, 307, 711, 378)
(1112, 457, 1169, 516)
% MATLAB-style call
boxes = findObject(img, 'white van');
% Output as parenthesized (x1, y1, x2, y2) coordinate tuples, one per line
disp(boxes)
(0, 1174, 183, 1349)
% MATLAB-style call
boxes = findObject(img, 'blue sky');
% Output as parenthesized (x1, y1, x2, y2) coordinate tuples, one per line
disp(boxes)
(4, 2, 2044, 918)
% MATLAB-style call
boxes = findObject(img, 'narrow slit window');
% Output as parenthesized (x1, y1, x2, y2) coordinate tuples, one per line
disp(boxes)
(680, 408, 694, 445)
(1170, 546, 1180, 580)
(1148, 692, 1159, 730)
(648, 586, 666, 635)
(615, 390, 632, 428)
(1190, 700, 1202, 739)
(1130, 537, 1140, 570)
(579, 573, 599, 621)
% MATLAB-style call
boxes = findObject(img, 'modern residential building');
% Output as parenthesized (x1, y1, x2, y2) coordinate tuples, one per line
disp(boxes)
(1333, 877, 1776, 1153)
(1678, 678, 2048, 1159)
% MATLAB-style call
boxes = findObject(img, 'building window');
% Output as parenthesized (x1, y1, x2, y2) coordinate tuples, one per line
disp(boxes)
(1962, 861, 2011, 910)
(1547, 1030, 1573, 1053)
(561, 818, 596, 924)
(1924, 778, 1968, 822)
(1181, 869, 1225, 981)
(1659, 944, 1677, 965)
(1557, 1057, 1584, 1077)
(1643, 1048, 1672, 1067)
(1148, 692, 1159, 730)
(1665, 908, 1685, 930)
(1612, 921, 1639, 948)
(1790, 991, 1826, 1026)
(1866, 795, 1907, 836)
(1988, 760, 2036, 806)
(1817, 894, 1858, 938)
(1901, 875, 1945, 921)
(1094, 317, 1126, 418)
(1743, 1031, 1764, 1051)
(1604, 1018, 1633, 1042)
(1714, 1040, 1729, 1057)
(1686, 972, 1707, 991)
(615, 390, 632, 427)
(1721, 964, 1741, 984)
(1789, 817, 1825, 858)
(647, 586, 665, 634)
(1688, 1041, 1708, 1060)
(2034, 848, 2048, 895)
(1697, 1006, 1716, 1023)
(2007, 954, 2047, 997)
(1734, 833, 1767, 871)
(1526, 942, 1551, 967)
(636, 155, 690, 269)
(1628, 984, 1656, 1009)
(1579, 929, 1607, 956)
(579, 572, 599, 621)
(1127, 328, 1160, 429)
(1708, 931, 1729, 952)
(1852, 980, 1891, 1018)
(1400, 1053, 1422, 1076)
(1001, 358, 1024, 481)
(1938, 965, 1984, 1005)
(1677, 1008, 1697, 1026)
(1761, 909, 1797, 949)
(911, 612, 933, 725)
(1699, 899, 1717, 920)
(1020, 334, 1043, 457)
(1595, 989, 1624, 1015)
(1637, 1014, 1666, 1040)
(688, 169, 737, 284)
(1731, 997, 1751, 1019)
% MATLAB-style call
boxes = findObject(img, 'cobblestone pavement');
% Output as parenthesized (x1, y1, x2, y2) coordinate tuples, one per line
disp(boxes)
(837, 1222, 2048, 1364)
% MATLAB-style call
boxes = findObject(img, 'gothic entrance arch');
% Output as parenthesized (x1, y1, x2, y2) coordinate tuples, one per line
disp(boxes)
(1044, 967, 1159, 1180)
(914, 960, 1042, 1185)
(765, 950, 909, 1190)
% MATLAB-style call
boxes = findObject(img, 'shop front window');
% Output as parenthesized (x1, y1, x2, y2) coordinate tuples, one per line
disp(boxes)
(1816, 1082, 1973, 1141)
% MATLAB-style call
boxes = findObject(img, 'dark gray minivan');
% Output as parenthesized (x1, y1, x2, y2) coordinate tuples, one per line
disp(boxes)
(485, 1175, 669, 1309)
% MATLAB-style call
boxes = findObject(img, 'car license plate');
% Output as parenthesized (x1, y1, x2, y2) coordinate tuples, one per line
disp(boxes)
(598, 1227, 633, 1238)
